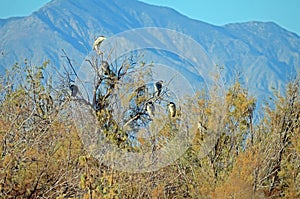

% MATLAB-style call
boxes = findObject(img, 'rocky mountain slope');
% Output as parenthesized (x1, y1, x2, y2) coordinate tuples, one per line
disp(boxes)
(0, 0, 299, 104)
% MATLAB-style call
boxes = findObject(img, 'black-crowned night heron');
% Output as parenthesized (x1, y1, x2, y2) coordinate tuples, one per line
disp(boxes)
(198, 121, 207, 133)
(146, 101, 155, 118)
(101, 61, 111, 76)
(69, 84, 78, 97)
(92, 36, 106, 54)
(168, 102, 176, 117)
(136, 85, 146, 98)
(38, 94, 53, 114)
(154, 80, 163, 97)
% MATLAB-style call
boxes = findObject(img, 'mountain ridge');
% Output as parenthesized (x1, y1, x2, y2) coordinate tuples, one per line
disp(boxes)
(0, 0, 299, 104)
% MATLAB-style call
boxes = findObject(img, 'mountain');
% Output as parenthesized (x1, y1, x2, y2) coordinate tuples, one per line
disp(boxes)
(0, 0, 299, 105)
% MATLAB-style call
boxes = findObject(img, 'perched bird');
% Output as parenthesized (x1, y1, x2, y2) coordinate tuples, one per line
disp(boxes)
(92, 36, 106, 54)
(198, 121, 207, 133)
(136, 85, 146, 98)
(168, 102, 176, 117)
(154, 80, 163, 97)
(101, 61, 111, 76)
(135, 85, 146, 106)
(38, 94, 53, 115)
(69, 84, 78, 97)
(146, 101, 155, 118)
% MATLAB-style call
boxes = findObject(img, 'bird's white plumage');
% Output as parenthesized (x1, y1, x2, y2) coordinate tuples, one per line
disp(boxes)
(146, 101, 155, 118)
(92, 36, 106, 53)
(70, 84, 78, 97)
(168, 102, 176, 117)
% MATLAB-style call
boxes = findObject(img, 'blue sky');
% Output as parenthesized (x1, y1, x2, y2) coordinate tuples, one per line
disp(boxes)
(0, 0, 299, 35)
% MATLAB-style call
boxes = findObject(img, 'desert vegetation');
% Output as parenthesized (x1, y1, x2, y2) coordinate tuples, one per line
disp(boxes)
(0, 50, 299, 199)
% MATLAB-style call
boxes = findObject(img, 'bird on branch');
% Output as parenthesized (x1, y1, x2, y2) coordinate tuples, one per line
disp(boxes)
(92, 35, 106, 54)
(154, 80, 163, 97)
(69, 84, 78, 97)
(168, 102, 176, 118)
(101, 61, 111, 76)
(146, 101, 155, 118)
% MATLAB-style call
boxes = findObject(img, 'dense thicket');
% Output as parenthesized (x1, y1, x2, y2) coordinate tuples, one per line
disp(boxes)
(0, 60, 299, 198)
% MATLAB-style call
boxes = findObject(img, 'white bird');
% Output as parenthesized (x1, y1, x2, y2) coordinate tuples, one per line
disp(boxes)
(92, 36, 106, 54)
(69, 84, 78, 97)
(146, 101, 155, 118)
(101, 61, 111, 76)
(154, 80, 163, 97)
(168, 102, 176, 117)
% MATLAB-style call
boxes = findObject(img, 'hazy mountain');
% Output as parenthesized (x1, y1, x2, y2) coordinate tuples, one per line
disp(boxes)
(0, 0, 299, 104)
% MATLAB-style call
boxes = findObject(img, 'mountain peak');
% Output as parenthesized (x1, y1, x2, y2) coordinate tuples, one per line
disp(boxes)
(225, 21, 299, 38)
(0, 0, 299, 103)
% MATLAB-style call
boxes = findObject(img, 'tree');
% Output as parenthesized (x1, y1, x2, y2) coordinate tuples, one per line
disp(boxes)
(254, 74, 300, 197)
(1, 45, 299, 198)
(0, 61, 86, 198)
